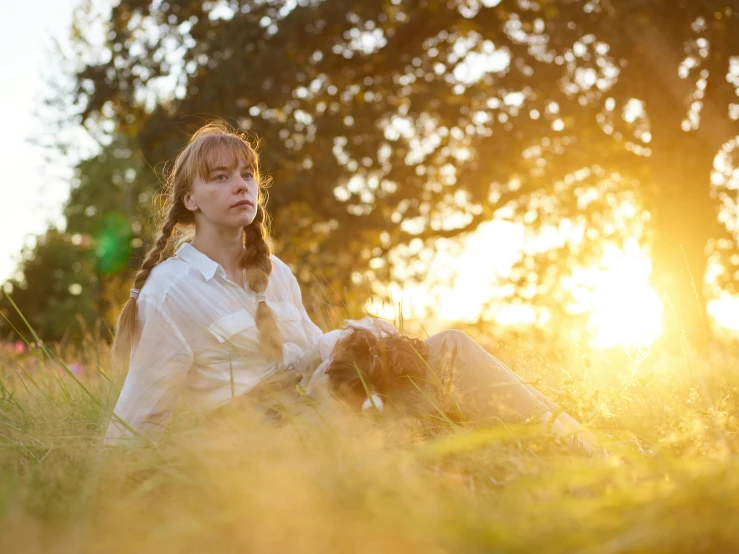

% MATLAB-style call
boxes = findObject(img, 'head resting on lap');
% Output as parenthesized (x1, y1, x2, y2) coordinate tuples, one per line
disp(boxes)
(325, 326, 430, 414)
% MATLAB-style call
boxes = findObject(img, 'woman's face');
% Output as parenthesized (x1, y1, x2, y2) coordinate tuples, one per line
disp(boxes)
(183, 155, 259, 231)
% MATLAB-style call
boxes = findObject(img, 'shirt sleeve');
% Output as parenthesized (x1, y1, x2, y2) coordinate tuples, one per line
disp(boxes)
(104, 297, 194, 447)
(343, 316, 400, 337)
(288, 271, 324, 350)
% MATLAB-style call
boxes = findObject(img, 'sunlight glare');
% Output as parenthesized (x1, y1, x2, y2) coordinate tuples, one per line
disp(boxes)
(368, 228, 666, 349)
(708, 293, 739, 332)
(586, 241, 663, 348)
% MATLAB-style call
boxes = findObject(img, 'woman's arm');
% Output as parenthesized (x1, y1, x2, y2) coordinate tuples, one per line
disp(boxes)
(343, 316, 399, 337)
(104, 297, 194, 447)
(305, 319, 399, 401)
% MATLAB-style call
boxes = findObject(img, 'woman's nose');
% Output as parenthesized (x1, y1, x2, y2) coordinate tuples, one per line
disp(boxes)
(234, 176, 248, 192)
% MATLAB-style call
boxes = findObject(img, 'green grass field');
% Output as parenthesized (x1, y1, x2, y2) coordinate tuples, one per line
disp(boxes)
(1, 320, 738, 553)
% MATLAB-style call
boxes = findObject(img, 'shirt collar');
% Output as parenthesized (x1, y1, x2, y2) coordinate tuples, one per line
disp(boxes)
(175, 242, 226, 281)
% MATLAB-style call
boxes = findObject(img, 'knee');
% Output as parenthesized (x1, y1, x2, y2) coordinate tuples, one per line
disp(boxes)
(427, 329, 471, 347)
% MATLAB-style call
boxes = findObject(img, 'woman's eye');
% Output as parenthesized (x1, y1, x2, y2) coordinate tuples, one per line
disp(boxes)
(243, 173, 254, 180)
(215, 174, 227, 181)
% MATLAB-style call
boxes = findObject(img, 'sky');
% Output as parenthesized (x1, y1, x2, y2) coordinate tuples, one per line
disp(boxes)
(0, 0, 84, 282)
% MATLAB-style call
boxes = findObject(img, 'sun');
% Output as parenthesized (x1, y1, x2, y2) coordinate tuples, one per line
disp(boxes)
(581, 240, 663, 349)
(708, 293, 739, 332)
(368, 221, 739, 349)
(367, 227, 666, 349)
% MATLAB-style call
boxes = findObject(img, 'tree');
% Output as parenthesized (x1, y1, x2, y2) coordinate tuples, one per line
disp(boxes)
(44, 0, 739, 349)
(0, 229, 99, 343)
(0, 136, 152, 342)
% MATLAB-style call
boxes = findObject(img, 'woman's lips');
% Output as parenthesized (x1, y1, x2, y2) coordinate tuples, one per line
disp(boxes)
(231, 200, 253, 209)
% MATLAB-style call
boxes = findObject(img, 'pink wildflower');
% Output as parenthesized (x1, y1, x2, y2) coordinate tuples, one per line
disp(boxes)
(68, 362, 84, 375)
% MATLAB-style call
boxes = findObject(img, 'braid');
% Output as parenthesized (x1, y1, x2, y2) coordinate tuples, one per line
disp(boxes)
(110, 207, 180, 369)
(132, 215, 178, 290)
(240, 203, 284, 363)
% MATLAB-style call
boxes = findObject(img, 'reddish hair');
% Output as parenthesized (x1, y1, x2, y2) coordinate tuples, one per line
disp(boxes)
(326, 326, 431, 412)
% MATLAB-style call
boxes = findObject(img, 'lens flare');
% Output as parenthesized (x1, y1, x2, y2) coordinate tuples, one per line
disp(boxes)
(95, 212, 132, 275)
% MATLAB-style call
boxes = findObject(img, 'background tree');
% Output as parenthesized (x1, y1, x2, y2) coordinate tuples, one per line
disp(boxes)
(5, 0, 738, 350)
(0, 229, 99, 343)
(0, 137, 149, 341)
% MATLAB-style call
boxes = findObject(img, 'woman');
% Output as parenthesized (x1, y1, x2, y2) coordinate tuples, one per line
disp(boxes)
(104, 120, 592, 452)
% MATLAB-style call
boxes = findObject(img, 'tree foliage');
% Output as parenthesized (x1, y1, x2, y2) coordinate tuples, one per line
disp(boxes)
(0, 229, 99, 343)
(4, 0, 739, 348)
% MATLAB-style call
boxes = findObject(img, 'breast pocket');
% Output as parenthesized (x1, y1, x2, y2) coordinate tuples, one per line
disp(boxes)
(271, 300, 306, 341)
(207, 302, 300, 348)
(209, 308, 258, 346)
(269, 301, 301, 324)
(269, 301, 309, 368)
(207, 303, 305, 371)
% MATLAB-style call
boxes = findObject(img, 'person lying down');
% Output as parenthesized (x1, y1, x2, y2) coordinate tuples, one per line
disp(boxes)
(302, 317, 598, 454)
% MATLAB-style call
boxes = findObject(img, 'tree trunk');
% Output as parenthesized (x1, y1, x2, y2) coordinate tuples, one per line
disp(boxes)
(647, 131, 715, 355)
(629, 19, 732, 356)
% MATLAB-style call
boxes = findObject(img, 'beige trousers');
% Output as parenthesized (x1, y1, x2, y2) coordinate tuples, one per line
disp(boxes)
(225, 329, 576, 424)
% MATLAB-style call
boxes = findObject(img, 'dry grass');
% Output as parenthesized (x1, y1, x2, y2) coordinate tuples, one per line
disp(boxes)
(1, 318, 738, 553)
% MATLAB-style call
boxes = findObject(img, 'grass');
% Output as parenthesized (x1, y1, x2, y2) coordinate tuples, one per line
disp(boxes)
(1, 317, 739, 553)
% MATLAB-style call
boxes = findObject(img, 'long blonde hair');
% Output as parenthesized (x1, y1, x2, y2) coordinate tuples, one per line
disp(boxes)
(110, 120, 283, 369)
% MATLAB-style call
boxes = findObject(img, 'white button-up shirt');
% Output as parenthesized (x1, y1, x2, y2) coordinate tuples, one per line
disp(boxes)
(104, 242, 326, 445)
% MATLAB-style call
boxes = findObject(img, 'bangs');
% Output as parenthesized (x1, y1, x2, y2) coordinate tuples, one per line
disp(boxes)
(188, 133, 258, 183)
